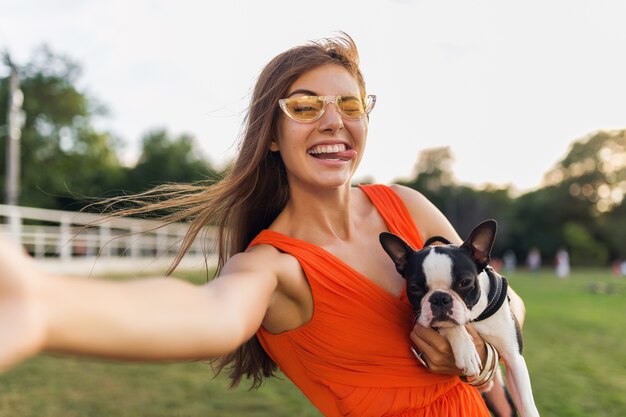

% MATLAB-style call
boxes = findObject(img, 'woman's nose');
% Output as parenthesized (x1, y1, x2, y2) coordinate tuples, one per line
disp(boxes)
(318, 102, 344, 133)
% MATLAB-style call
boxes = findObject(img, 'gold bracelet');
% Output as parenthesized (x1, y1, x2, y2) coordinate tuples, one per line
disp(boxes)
(460, 342, 499, 388)
(475, 342, 499, 388)
(475, 344, 499, 389)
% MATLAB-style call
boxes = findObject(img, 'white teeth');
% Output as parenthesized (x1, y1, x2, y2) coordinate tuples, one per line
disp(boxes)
(308, 144, 347, 154)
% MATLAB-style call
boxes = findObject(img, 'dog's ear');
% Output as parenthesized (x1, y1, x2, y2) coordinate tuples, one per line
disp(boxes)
(461, 219, 497, 269)
(379, 232, 414, 276)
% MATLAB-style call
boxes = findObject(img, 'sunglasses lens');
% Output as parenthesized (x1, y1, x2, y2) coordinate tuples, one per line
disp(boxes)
(337, 96, 365, 118)
(283, 96, 325, 121)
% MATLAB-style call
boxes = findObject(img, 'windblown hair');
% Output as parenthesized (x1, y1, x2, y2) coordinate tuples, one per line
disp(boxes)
(97, 32, 367, 388)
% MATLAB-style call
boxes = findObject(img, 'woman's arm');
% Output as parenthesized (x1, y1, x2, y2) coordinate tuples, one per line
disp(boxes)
(0, 235, 278, 370)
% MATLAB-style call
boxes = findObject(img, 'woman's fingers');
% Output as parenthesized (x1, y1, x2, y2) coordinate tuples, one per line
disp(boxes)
(411, 323, 490, 376)
(410, 324, 462, 375)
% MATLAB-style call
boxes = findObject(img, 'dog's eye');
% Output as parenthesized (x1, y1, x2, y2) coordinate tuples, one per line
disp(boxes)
(458, 279, 473, 288)
(408, 284, 422, 294)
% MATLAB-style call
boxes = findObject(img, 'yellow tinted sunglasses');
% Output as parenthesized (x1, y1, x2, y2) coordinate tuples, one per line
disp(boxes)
(278, 95, 377, 123)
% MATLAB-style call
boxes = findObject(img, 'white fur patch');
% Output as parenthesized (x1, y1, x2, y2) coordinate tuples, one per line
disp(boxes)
(419, 250, 471, 327)
(422, 250, 454, 289)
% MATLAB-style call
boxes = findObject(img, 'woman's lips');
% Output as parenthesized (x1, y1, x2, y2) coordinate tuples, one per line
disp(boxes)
(308, 143, 357, 161)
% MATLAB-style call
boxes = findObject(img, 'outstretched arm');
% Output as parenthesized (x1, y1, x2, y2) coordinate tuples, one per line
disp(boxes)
(0, 235, 277, 370)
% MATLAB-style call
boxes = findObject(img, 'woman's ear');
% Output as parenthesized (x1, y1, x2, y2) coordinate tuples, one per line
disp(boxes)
(269, 140, 280, 152)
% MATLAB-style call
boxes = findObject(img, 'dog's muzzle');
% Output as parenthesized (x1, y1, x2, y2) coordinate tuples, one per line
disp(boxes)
(428, 291, 454, 321)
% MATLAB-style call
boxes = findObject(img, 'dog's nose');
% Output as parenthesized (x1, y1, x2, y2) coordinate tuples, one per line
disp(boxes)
(429, 291, 452, 309)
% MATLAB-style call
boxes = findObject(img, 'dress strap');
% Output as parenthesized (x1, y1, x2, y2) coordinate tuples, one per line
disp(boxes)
(358, 184, 424, 249)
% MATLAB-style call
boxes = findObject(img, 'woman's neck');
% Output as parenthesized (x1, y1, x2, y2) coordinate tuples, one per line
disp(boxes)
(273, 182, 362, 243)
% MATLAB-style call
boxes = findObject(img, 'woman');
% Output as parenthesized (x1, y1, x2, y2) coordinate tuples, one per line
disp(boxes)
(0, 34, 522, 416)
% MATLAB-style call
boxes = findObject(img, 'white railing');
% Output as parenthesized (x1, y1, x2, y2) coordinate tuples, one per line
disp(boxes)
(0, 204, 216, 276)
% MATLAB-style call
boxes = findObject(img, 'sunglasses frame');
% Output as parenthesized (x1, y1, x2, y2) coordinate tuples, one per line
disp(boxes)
(278, 94, 377, 123)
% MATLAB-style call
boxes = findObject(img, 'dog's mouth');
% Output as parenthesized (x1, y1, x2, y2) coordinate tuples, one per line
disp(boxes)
(419, 306, 462, 328)
(430, 317, 460, 327)
(431, 309, 460, 326)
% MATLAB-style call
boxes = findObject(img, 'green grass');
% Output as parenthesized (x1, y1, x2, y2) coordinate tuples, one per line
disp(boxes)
(0, 357, 320, 417)
(1, 269, 625, 416)
(508, 269, 626, 417)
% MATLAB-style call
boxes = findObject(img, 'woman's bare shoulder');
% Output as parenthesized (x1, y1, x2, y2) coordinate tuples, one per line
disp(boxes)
(388, 183, 461, 243)
(221, 243, 307, 293)
(388, 183, 429, 204)
(222, 244, 293, 275)
(387, 184, 439, 224)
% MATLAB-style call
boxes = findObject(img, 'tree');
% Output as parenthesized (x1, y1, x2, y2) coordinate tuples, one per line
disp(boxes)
(0, 45, 124, 210)
(404, 146, 455, 193)
(562, 222, 609, 266)
(597, 200, 626, 260)
(507, 186, 591, 266)
(399, 147, 458, 219)
(503, 129, 626, 267)
(543, 129, 626, 214)
(398, 147, 516, 255)
(124, 129, 220, 193)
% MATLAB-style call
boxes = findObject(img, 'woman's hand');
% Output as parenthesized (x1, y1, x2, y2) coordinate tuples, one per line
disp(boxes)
(0, 234, 47, 371)
(410, 323, 487, 375)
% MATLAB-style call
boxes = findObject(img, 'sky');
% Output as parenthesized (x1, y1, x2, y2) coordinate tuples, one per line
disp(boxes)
(1, 0, 625, 194)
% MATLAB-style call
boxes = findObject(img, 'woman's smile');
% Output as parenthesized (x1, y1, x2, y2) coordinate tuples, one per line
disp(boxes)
(307, 143, 357, 162)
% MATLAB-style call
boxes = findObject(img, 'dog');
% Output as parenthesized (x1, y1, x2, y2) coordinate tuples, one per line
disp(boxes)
(379, 219, 540, 417)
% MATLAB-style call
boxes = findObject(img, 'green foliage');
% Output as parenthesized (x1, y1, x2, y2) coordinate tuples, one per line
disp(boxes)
(562, 222, 609, 266)
(0, 46, 124, 210)
(399, 129, 626, 267)
(507, 185, 594, 262)
(124, 129, 220, 193)
(597, 201, 626, 259)
(1, 46, 221, 211)
(544, 129, 626, 213)
(397, 146, 514, 251)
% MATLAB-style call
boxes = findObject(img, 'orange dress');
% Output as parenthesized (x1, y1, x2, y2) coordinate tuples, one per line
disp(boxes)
(250, 184, 490, 417)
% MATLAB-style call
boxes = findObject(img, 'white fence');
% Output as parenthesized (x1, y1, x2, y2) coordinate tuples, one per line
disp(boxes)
(0, 204, 216, 276)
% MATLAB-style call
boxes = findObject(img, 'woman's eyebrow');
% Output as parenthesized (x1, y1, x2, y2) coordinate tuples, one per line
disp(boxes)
(287, 89, 317, 97)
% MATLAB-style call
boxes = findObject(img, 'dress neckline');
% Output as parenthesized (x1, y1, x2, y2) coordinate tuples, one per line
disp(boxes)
(252, 184, 412, 301)
(257, 228, 406, 301)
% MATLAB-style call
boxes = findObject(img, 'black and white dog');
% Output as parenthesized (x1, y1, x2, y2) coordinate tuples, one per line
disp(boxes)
(379, 220, 540, 417)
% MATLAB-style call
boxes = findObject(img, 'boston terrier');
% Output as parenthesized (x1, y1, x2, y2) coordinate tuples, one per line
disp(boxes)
(379, 219, 540, 417)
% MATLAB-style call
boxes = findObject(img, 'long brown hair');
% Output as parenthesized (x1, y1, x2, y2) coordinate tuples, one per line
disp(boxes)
(97, 33, 367, 388)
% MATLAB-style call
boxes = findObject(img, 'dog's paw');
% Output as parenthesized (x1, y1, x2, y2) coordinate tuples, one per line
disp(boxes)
(456, 349, 482, 377)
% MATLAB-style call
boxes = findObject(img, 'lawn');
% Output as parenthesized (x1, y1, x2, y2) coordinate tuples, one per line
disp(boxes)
(1, 269, 625, 416)
(507, 269, 626, 417)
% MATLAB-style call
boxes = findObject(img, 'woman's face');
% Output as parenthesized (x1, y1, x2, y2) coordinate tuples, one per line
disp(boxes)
(272, 64, 368, 190)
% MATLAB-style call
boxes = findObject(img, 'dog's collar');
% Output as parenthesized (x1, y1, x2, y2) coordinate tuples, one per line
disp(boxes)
(423, 235, 451, 247)
(471, 267, 509, 323)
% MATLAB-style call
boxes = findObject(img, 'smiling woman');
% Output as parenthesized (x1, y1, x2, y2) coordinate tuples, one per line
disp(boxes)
(269, 64, 370, 189)
(0, 33, 522, 417)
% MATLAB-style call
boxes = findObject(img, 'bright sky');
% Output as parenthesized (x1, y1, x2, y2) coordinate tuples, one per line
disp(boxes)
(1, 0, 625, 194)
